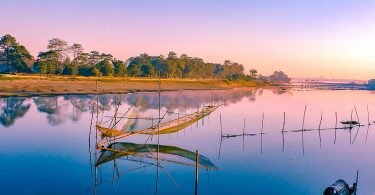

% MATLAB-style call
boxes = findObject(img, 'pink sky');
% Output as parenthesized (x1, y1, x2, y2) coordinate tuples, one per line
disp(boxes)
(1, 0, 375, 80)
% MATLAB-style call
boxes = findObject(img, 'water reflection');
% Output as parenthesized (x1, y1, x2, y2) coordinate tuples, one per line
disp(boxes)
(0, 97, 31, 127)
(96, 142, 217, 169)
(0, 88, 267, 128)
(2, 88, 375, 194)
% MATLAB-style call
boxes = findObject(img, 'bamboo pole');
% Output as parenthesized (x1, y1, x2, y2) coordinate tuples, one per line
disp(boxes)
(218, 135, 223, 160)
(367, 105, 370, 125)
(94, 80, 99, 195)
(301, 105, 307, 155)
(354, 105, 360, 124)
(261, 113, 264, 154)
(156, 72, 161, 192)
(282, 112, 286, 152)
(195, 150, 199, 195)
(350, 109, 353, 128)
(318, 111, 323, 149)
(220, 113, 223, 136)
(350, 109, 353, 144)
(282, 112, 286, 133)
(261, 113, 264, 132)
(89, 105, 95, 177)
(334, 112, 337, 144)
(243, 119, 246, 151)
(243, 119, 246, 135)
(301, 105, 307, 131)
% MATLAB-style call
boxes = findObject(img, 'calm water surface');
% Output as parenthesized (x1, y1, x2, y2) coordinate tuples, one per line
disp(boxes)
(1, 88, 375, 195)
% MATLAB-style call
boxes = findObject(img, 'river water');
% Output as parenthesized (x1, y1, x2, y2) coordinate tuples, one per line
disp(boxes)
(1, 88, 374, 194)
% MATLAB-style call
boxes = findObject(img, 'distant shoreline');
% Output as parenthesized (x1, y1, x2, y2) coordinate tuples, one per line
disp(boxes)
(0, 74, 264, 97)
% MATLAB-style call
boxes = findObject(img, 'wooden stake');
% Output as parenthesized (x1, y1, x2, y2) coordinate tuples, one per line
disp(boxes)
(195, 150, 199, 195)
(282, 112, 286, 133)
(261, 112, 264, 133)
(302, 105, 307, 131)
(301, 105, 307, 155)
(95, 81, 99, 145)
(334, 112, 337, 144)
(318, 111, 323, 148)
(243, 119, 246, 135)
(243, 119, 246, 151)
(220, 113, 223, 136)
(282, 112, 286, 152)
(261, 113, 264, 154)
(354, 105, 360, 124)
(350, 109, 353, 144)
(367, 105, 370, 125)
(350, 109, 353, 128)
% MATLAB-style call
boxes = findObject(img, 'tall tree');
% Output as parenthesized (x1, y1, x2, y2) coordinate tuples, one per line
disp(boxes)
(47, 38, 68, 62)
(88, 51, 101, 66)
(0, 34, 17, 66)
(0, 34, 33, 72)
(70, 43, 83, 59)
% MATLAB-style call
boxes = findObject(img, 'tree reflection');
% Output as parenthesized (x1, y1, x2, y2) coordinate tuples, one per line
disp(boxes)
(33, 97, 70, 126)
(0, 97, 31, 127)
(2, 88, 274, 127)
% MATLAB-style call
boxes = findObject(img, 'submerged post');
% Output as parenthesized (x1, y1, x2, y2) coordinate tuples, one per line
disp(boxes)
(95, 81, 99, 145)
(334, 112, 338, 144)
(282, 112, 286, 133)
(301, 105, 307, 155)
(318, 111, 323, 148)
(367, 105, 370, 125)
(243, 119, 246, 135)
(302, 105, 307, 131)
(261, 112, 264, 132)
(195, 150, 199, 195)
(261, 113, 264, 154)
(350, 109, 353, 129)
(282, 112, 286, 152)
(243, 118, 246, 151)
(220, 113, 223, 136)
(354, 105, 360, 124)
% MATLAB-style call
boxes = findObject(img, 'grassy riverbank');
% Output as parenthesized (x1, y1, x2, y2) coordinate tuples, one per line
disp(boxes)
(0, 74, 263, 97)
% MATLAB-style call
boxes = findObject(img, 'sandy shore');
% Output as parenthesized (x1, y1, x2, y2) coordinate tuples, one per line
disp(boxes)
(0, 75, 261, 97)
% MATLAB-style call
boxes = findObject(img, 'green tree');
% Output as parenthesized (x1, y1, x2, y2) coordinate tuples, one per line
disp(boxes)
(91, 67, 102, 77)
(140, 63, 155, 77)
(37, 51, 59, 75)
(62, 65, 78, 75)
(78, 65, 92, 76)
(113, 60, 126, 77)
(0, 34, 17, 66)
(33, 60, 46, 74)
(127, 63, 142, 77)
(97, 59, 114, 76)
(0, 34, 33, 72)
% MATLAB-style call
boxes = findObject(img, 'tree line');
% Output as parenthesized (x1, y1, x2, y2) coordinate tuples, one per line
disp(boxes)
(0, 34, 291, 81)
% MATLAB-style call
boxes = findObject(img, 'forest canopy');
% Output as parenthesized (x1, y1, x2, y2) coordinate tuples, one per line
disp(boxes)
(0, 34, 291, 82)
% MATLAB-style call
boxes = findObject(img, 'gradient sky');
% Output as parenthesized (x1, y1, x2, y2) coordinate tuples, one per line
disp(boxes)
(1, 0, 375, 80)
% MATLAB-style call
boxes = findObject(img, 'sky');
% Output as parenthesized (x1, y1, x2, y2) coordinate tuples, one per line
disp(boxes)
(1, 0, 375, 80)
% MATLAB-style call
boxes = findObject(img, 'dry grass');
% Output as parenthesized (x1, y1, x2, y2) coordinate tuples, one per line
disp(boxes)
(0, 74, 261, 97)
